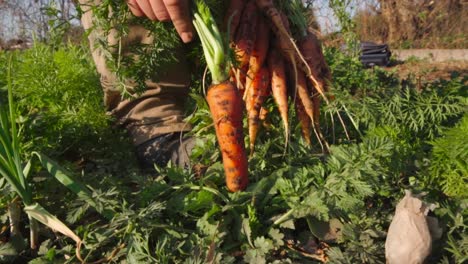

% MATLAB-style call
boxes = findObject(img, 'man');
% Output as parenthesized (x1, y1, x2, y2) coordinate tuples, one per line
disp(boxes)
(78, 0, 199, 169)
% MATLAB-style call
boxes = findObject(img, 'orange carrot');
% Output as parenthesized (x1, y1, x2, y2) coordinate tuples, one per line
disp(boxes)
(309, 80, 330, 152)
(246, 67, 270, 155)
(255, 0, 290, 39)
(294, 68, 315, 123)
(193, 0, 249, 192)
(224, 0, 246, 41)
(311, 86, 321, 130)
(295, 97, 312, 145)
(267, 47, 289, 142)
(248, 15, 270, 74)
(298, 31, 333, 100)
(244, 14, 270, 100)
(244, 69, 255, 100)
(231, 1, 258, 91)
(255, 0, 328, 103)
(287, 60, 328, 151)
(266, 11, 292, 59)
(234, 1, 258, 69)
(206, 81, 249, 192)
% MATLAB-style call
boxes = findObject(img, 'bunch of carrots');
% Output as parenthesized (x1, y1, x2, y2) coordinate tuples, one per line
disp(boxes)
(192, 0, 333, 192)
(229, 0, 333, 153)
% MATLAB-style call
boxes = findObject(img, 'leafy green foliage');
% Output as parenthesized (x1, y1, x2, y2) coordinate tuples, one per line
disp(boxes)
(0, 44, 110, 158)
(428, 115, 468, 198)
(1, 7, 467, 262)
(77, 1, 183, 96)
(328, 0, 359, 57)
(326, 48, 466, 141)
(0, 59, 85, 255)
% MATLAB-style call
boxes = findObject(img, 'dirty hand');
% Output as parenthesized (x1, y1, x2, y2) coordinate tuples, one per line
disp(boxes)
(127, 0, 194, 43)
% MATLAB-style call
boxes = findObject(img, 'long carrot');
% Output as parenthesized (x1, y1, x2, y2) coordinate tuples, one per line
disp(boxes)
(274, 11, 320, 129)
(224, 0, 246, 41)
(298, 31, 333, 99)
(231, 1, 258, 91)
(246, 67, 270, 155)
(234, 0, 258, 69)
(206, 82, 249, 191)
(193, 0, 249, 192)
(255, 0, 328, 103)
(301, 31, 349, 140)
(244, 14, 270, 101)
(295, 97, 312, 145)
(308, 80, 330, 152)
(248, 15, 270, 74)
(267, 47, 289, 144)
(294, 68, 315, 123)
(288, 62, 328, 151)
(311, 90, 321, 130)
(287, 0, 349, 142)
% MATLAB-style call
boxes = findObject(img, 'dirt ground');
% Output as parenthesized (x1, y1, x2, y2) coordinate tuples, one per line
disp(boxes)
(385, 60, 468, 83)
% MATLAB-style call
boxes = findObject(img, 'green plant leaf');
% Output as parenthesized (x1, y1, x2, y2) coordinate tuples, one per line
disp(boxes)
(32, 151, 91, 199)
(24, 203, 81, 243)
(0, 242, 18, 257)
(268, 228, 284, 247)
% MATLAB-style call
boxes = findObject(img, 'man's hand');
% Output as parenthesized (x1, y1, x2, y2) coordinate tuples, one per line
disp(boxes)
(127, 0, 194, 43)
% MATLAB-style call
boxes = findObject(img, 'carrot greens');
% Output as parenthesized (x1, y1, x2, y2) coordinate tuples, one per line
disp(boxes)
(192, 0, 229, 84)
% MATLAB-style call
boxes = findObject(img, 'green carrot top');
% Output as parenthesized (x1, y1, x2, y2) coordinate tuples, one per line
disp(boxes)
(192, 0, 230, 84)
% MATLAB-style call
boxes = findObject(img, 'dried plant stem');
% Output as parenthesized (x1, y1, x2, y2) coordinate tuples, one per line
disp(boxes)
(29, 216, 39, 250)
(8, 198, 22, 237)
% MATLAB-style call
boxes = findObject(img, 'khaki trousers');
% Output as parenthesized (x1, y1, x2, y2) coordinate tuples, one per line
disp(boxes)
(79, 0, 191, 146)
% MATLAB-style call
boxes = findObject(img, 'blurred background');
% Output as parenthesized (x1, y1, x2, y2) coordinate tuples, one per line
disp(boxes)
(1, 0, 466, 50)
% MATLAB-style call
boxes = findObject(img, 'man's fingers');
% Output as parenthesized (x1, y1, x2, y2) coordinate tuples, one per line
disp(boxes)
(135, 0, 157, 20)
(127, 0, 144, 17)
(130, 0, 194, 43)
(149, 0, 171, 21)
(163, 0, 194, 43)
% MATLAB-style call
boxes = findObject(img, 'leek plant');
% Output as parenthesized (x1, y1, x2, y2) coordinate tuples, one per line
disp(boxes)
(0, 56, 81, 250)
